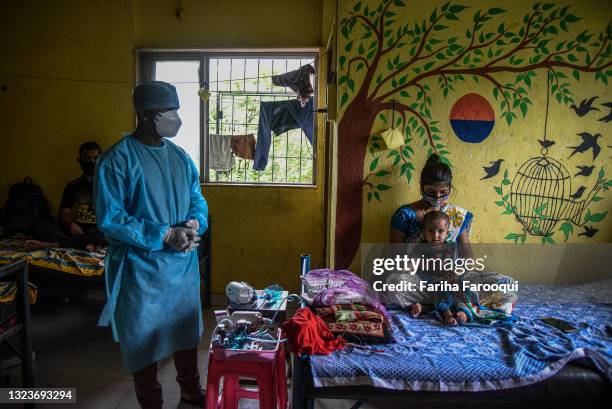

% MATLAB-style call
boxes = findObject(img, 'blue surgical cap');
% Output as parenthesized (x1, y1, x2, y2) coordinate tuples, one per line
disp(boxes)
(133, 81, 180, 111)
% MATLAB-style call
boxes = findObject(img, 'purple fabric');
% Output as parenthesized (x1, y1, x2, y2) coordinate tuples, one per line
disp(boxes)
(302, 269, 387, 317)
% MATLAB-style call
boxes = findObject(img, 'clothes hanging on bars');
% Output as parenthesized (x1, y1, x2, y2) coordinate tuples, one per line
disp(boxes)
(253, 98, 313, 171)
(230, 134, 256, 160)
(272, 64, 315, 107)
(209, 134, 234, 171)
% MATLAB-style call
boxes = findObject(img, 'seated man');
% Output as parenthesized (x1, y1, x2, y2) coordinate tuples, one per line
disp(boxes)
(26, 142, 107, 251)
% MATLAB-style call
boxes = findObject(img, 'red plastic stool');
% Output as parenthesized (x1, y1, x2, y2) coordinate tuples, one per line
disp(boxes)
(205, 329, 288, 409)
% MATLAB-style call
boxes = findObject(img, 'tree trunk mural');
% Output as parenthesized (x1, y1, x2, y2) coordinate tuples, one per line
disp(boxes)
(334, 0, 611, 268)
(336, 93, 376, 269)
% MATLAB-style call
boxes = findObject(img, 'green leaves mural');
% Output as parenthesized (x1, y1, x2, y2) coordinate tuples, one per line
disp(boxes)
(334, 0, 611, 268)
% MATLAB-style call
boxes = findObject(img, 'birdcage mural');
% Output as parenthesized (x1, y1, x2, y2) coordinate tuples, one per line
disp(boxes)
(497, 70, 607, 241)
(508, 156, 583, 236)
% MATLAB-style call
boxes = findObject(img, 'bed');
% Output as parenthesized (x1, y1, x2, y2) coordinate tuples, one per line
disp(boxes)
(0, 218, 212, 307)
(291, 255, 611, 409)
(0, 235, 106, 300)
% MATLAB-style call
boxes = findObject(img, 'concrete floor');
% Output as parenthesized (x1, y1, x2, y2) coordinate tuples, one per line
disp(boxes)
(1, 297, 394, 409)
(2, 297, 228, 409)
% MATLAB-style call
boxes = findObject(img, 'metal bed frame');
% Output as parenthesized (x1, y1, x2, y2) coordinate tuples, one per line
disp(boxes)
(290, 254, 610, 409)
(0, 260, 34, 408)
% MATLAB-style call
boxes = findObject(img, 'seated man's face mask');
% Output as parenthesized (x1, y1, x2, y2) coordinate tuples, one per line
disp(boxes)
(154, 109, 182, 138)
(79, 161, 96, 175)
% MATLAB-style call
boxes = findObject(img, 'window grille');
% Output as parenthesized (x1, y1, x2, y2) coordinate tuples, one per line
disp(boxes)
(139, 52, 318, 186)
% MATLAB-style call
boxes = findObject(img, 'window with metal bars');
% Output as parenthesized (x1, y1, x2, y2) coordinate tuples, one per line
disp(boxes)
(138, 52, 318, 186)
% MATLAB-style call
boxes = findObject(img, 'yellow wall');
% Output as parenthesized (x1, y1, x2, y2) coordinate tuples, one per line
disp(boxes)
(135, 0, 323, 48)
(0, 0, 135, 210)
(0, 0, 326, 294)
(335, 0, 612, 281)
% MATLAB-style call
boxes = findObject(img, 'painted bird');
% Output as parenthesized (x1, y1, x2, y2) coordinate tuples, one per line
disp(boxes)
(481, 159, 504, 180)
(598, 102, 612, 123)
(570, 186, 586, 199)
(575, 165, 595, 177)
(567, 132, 602, 161)
(538, 139, 555, 149)
(578, 225, 598, 238)
(570, 96, 599, 117)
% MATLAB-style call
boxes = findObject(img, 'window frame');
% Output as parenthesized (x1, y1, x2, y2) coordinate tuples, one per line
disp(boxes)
(137, 49, 320, 188)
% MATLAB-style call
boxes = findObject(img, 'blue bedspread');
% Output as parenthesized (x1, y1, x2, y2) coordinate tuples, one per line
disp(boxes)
(309, 282, 612, 391)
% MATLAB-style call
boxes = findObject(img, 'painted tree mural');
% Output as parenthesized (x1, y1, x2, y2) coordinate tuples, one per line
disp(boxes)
(335, 0, 612, 268)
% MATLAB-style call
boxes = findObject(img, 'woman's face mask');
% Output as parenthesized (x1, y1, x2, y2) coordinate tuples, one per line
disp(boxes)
(422, 185, 450, 208)
(154, 110, 182, 138)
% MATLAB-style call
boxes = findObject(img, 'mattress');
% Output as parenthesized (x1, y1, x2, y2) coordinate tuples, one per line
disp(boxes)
(309, 281, 612, 391)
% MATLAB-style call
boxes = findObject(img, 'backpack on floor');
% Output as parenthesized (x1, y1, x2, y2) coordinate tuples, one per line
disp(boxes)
(3, 177, 52, 233)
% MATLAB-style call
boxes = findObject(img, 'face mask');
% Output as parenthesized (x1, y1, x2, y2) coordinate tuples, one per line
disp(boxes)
(80, 161, 96, 176)
(154, 110, 182, 138)
(422, 191, 449, 208)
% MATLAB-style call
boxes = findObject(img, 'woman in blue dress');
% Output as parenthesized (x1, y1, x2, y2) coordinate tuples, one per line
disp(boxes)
(389, 154, 517, 317)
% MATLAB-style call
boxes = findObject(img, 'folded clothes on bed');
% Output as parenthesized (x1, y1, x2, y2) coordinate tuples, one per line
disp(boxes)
(315, 304, 395, 344)
(330, 305, 383, 323)
(302, 269, 387, 317)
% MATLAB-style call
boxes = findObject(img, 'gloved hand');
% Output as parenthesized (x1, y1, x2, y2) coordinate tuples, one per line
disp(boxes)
(182, 240, 200, 252)
(163, 227, 201, 252)
(185, 219, 199, 232)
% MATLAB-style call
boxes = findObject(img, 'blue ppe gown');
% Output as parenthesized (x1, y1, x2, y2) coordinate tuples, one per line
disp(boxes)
(94, 134, 208, 374)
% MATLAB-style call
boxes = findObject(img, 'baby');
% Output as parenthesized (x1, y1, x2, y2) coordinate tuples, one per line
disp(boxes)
(412, 211, 473, 326)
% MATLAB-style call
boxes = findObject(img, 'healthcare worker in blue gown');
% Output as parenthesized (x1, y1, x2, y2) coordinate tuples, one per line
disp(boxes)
(95, 81, 208, 409)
